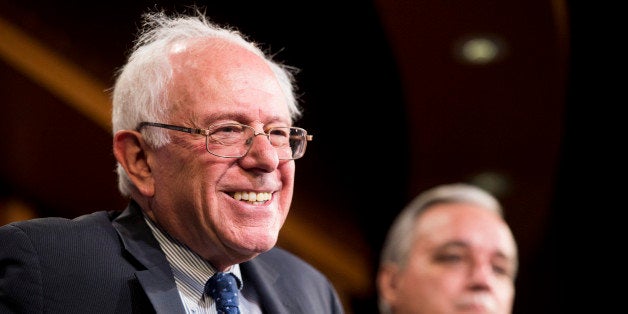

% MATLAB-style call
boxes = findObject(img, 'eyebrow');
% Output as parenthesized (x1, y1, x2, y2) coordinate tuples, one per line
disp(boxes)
(435, 240, 468, 252)
(437, 240, 514, 261)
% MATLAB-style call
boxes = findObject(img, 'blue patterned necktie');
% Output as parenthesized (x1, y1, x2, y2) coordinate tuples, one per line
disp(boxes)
(205, 272, 241, 314)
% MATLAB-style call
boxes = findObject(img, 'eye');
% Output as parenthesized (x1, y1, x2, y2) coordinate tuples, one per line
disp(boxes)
(434, 253, 464, 264)
(209, 124, 248, 144)
(268, 127, 291, 146)
(492, 260, 515, 278)
(492, 265, 508, 275)
(269, 127, 290, 138)
(212, 124, 245, 134)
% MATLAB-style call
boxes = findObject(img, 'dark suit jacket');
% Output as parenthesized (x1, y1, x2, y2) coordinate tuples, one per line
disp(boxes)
(0, 201, 345, 314)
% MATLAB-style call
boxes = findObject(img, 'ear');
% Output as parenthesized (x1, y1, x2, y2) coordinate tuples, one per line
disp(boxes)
(377, 263, 400, 309)
(113, 130, 155, 197)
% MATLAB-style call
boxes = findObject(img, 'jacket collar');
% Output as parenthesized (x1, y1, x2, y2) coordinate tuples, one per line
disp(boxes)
(112, 201, 186, 314)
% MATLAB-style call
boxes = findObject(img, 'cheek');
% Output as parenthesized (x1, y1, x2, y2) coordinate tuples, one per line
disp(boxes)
(279, 160, 295, 178)
(277, 162, 295, 215)
(402, 256, 463, 292)
(156, 142, 207, 177)
(495, 281, 515, 304)
(279, 161, 296, 190)
(394, 259, 432, 296)
(401, 263, 429, 285)
(390, 266, 437, 311)
(151, 155, 192, 195)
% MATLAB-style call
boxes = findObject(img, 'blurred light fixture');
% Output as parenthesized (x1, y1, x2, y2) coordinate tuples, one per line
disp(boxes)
(454, 35, 507, 65)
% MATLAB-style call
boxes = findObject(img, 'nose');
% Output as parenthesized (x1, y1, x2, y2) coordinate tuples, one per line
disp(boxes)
(468, 261, 493, 290)
(251, 131, 270, 142)
(239, 132, 280, 171)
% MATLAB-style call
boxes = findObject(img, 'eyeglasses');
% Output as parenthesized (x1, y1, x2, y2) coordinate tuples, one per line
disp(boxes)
(137, 122, 313, 160)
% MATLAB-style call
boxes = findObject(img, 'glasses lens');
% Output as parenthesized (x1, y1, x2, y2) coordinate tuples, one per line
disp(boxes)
(205, 123, 253, 158)
(288, 128, 307, 159)
(205, 124, 308, 159)
(269, 127, 307, 160)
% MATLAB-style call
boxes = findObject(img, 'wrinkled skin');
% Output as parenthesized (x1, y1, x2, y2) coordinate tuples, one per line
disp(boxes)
(113, 38, 294, 271)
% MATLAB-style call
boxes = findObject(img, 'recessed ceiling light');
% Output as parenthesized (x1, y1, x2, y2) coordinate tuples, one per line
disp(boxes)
(454, 35, 507, 65)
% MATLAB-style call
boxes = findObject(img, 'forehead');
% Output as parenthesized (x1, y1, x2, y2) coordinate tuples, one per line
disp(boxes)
(413, 202, 517, 257)
(167, 38, 291, 122)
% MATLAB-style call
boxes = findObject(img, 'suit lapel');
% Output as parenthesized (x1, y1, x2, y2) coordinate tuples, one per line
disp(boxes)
(112, 201, 186, 314)
(241, 253, 298, 313)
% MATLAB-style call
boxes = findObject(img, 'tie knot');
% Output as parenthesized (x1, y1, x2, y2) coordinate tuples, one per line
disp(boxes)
(205, 272, 241, 314)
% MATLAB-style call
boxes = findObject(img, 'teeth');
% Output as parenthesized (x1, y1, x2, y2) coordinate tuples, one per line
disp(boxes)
(233, 192, 272, 203)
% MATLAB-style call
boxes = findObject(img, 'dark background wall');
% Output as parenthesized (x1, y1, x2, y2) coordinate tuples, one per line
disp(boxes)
(1, 1, 615, 313)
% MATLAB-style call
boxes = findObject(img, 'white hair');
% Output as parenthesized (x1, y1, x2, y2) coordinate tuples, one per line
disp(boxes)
(110, 9, 301, 196)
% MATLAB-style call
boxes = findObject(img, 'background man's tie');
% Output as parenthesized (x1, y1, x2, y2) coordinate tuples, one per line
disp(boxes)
(205, 272, 241, 314)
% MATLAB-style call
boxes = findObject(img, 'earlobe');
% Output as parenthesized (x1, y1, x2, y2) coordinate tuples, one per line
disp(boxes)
(113, 130, 155, 196)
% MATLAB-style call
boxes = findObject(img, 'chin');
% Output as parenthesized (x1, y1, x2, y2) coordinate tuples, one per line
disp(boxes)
(240, 231, 279, 252)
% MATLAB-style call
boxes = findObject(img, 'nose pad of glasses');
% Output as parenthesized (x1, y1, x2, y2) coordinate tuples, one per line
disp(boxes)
(248, 133, 271, 145)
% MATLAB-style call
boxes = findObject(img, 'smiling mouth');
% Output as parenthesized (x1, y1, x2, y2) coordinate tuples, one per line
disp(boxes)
(232, 191, 272, 204)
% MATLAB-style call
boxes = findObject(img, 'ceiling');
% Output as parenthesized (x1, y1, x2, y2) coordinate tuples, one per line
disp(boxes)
(0, 1, 587, 313)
